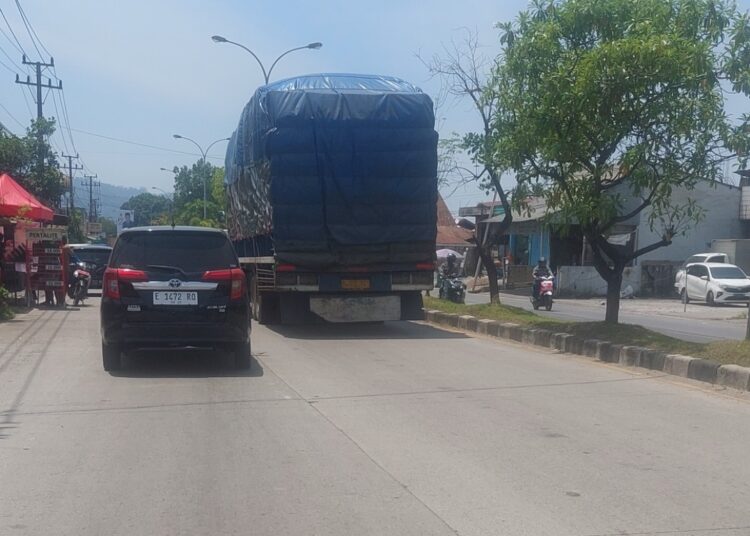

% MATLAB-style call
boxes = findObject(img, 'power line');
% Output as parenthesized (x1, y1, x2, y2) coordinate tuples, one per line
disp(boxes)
(61, 153, 83, 213)
(13, 0, 42, 60)
(57, 87, 78, 151)
(82, 174, 100, 221)
(68, 127, 224, 160)
(11, 2, 82, 166)
(0, 20, 22, 55)
(50, 89, 70, 153)
(19, 85, 33, 119)
(14, 1, 50, 59)
(0, 101, 24, 129)
(15, 55, 62, 205)
(0, 53, 16, 74)
(0, 6, 26, 57)
(0, 40, 26, 73)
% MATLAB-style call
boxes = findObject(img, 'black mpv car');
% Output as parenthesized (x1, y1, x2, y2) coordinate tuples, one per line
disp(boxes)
(100, 226, 251, 371)
(66, 244, 112, 289)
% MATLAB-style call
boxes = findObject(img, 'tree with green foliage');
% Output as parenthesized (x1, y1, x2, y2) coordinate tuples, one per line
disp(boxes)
(210, 167, 226, 206)
(172, 160, 215, 210)
(120, 192, 170, 226)
(160, 162, 226, 228)
(0, 118, 65, 208)
(68, 208, 86, 243)
(174, 198, 224, 228)
(421, 30, 515, 304)
(489, 0, 750, 323)
(97, 217, 117, 238)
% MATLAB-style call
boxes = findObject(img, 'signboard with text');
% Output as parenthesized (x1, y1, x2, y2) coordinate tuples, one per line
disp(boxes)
(26, 228, 65, 243)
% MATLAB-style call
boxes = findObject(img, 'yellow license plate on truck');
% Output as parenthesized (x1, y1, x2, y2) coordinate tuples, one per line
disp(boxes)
(341, 279, 370, 290)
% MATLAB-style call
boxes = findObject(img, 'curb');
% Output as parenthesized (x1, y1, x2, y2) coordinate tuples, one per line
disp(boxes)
(424, 311, 750, 393)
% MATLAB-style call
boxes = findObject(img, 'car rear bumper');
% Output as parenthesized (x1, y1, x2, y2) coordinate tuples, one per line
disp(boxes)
(101, 300, 250, 348)
(103, 322, 249, 347)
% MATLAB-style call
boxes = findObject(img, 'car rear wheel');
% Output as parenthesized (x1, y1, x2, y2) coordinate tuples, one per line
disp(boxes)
(680, 288, 689, 304)
(706, 291, 715, 306)
(234, 341, 251, 370)
(102, 341, 121, 371)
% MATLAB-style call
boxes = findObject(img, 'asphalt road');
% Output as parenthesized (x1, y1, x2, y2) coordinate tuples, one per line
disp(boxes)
(2, 299, 750, 535)
(465, 291, 745, 343)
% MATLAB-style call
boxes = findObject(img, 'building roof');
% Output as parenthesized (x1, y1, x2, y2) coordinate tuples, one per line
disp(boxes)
(437, 194, 473, 247)
(436, 194, 456, 226)
(484, 197, 548, 223)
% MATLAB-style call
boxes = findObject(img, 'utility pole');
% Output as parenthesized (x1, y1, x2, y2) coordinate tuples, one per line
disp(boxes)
(82, 174, 99, 222)
(15, 55, 62, 198)
(61, 153, 83, 214)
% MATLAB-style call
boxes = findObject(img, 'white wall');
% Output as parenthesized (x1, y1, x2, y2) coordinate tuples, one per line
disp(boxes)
(635, 181, 743, 264)
(557, 265, 641, 297)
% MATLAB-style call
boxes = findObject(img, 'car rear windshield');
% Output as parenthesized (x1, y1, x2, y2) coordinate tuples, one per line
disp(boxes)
(709, 266, 746, 280)
(111, 232, 238, 272)
(72, 248, 111, 266)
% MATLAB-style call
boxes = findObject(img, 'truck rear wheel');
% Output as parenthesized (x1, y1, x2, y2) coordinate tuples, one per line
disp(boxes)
(251, 277, 280, 324)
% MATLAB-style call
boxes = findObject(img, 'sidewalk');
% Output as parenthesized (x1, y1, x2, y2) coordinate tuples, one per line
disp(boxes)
(467, 291, 746, 321)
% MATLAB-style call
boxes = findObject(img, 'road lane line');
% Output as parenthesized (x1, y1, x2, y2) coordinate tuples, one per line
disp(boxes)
(259, 358, 461, 536)
(0, 309, 52, 375)
(0, 310, 70, 438)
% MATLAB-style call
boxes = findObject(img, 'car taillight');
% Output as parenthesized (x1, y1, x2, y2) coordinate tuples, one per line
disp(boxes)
(203, 268, 245, 300)
(103, 268, 147, 300)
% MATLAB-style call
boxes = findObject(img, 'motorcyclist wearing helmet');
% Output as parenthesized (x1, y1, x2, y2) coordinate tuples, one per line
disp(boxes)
(441, 253, 459, 278)
(532, 257, 553, 297)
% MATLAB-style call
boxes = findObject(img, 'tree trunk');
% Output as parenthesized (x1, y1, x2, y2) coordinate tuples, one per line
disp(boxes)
(588, 234, 625, 325)
(604, 271, 623, 324)
(478, 246, 500, 304)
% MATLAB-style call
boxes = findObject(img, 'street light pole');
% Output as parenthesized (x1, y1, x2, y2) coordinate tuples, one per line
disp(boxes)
(171, 135, 229, 219)
(211, 35, 322, 84)
(151, 186, 174, 227)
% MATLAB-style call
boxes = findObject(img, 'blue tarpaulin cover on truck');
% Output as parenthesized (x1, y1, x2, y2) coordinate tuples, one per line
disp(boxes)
(225, 73, 438, 267)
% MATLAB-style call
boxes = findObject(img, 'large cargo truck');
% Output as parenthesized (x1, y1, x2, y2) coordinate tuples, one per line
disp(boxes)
(225, 74, 438, 323)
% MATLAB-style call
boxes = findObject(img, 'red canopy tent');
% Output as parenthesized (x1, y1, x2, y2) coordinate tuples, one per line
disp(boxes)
(0, 173, 54, 222)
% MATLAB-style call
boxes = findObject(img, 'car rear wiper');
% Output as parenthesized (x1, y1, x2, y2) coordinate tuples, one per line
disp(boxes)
(146, 264, 188, 277)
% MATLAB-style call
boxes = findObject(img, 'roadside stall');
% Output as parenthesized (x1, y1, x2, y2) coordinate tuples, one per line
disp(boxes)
(0, 173, 59, 304)
(25, 227, 67, 307)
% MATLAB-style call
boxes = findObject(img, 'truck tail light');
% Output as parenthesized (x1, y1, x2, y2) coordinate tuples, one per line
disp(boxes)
(416, 262, 435, 270)
(203, 268, 245, 300)
(103, 268, 147, 300)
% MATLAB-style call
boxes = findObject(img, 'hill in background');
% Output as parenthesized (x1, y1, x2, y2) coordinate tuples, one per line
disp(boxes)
(71, 178, 147, 221)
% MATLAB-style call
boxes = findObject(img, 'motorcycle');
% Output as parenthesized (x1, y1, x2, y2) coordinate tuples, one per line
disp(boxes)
(531, 275, 554, 311)
(438, 274, 466, 304)
(67, 262, 91, 306)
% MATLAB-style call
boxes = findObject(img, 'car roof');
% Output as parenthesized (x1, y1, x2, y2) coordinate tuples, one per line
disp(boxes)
(688, 253, 726, 258)
(66, 243, 112, 250)
(701, 262, 742, 269)
(118, 225, 228, 235)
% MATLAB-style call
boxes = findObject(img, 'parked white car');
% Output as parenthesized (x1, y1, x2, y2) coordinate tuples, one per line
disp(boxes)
(675, 262, 750, 305)
(674, 252, 729, 291)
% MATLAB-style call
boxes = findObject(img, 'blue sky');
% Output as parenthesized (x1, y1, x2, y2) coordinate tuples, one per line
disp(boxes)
(0, 0, 748, 216)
